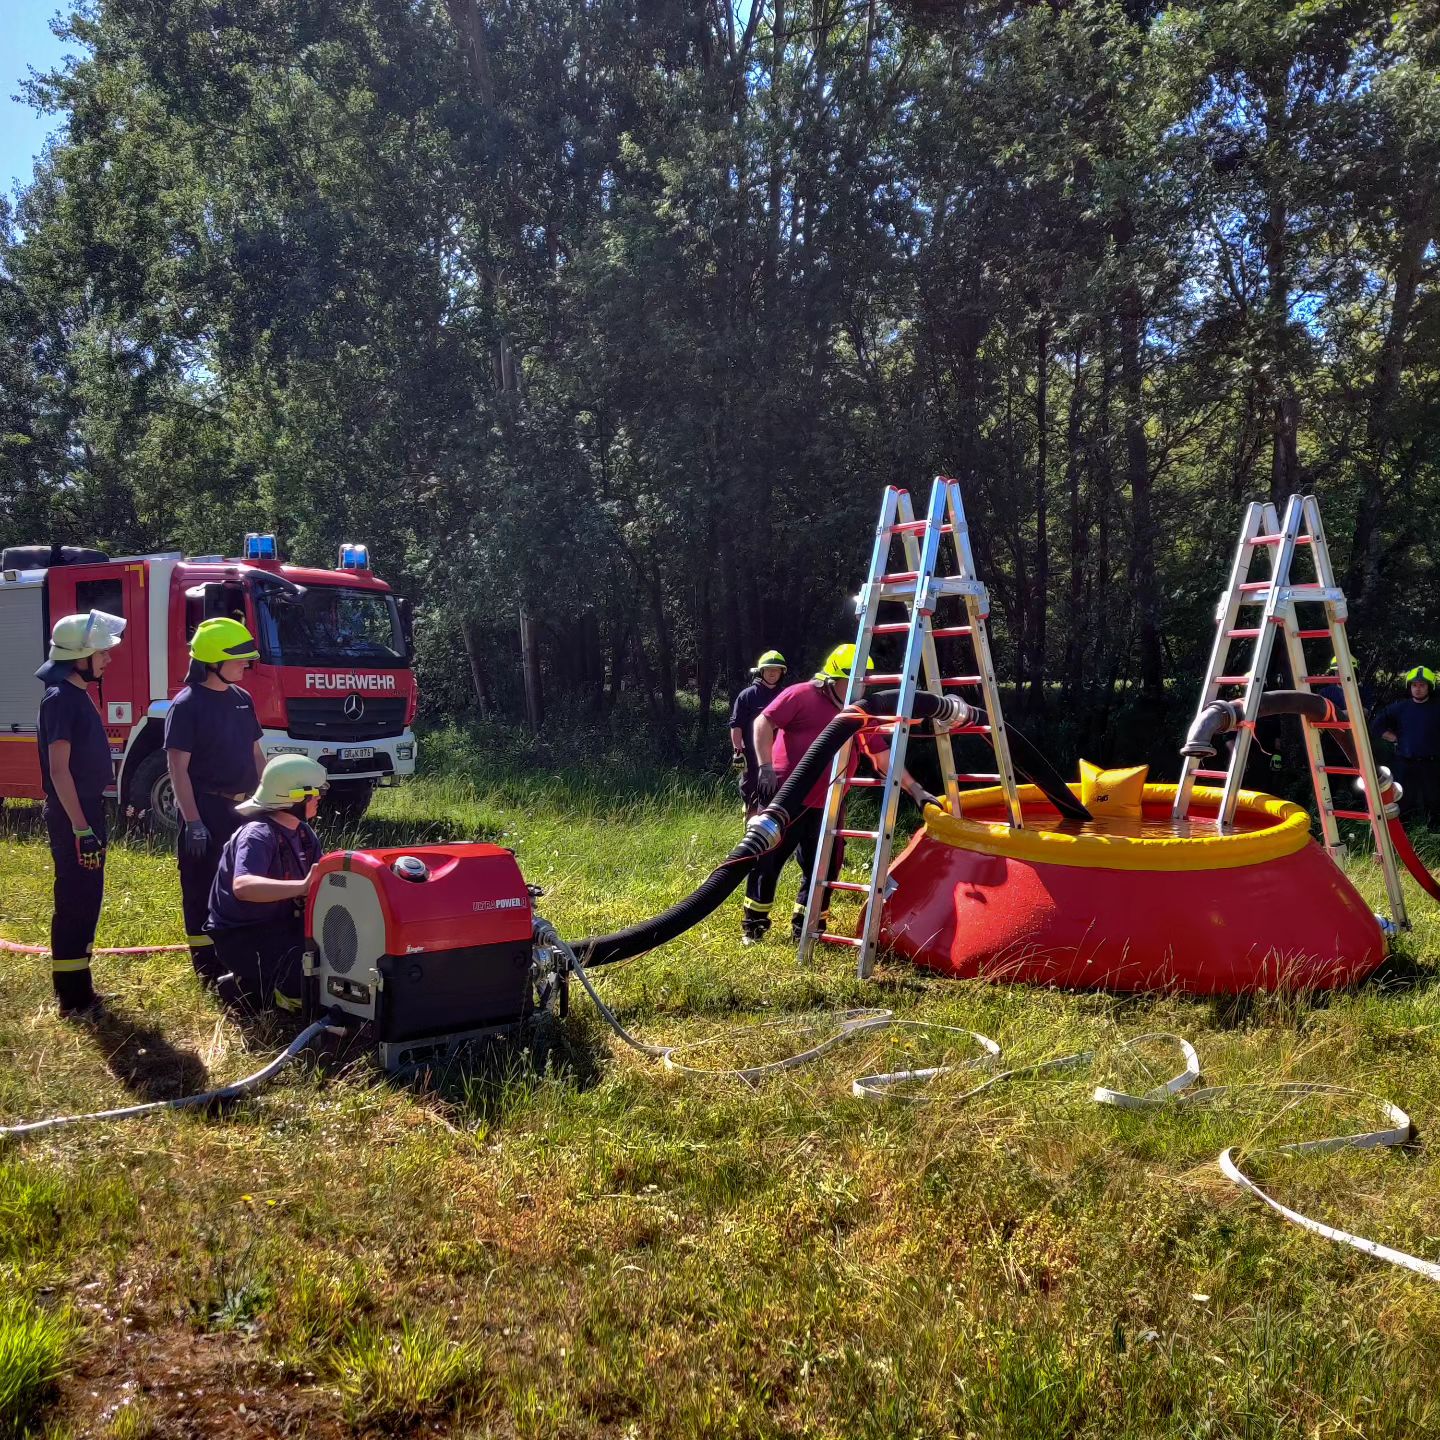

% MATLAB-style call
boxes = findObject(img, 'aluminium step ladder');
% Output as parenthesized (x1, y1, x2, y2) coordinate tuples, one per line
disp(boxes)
(1173, 493, 1407, 928)
(797, 478, 1024, 978)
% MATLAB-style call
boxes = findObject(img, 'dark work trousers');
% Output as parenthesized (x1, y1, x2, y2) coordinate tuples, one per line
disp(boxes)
(743, 804, 845, 938)
(1395, 756, 1440, 827)
(178, 790, 245, 971)
(44, 797, 108, 1010)
(203, 915, 305, 1014)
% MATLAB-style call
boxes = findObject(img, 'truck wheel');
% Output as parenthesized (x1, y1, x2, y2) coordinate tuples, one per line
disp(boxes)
(323, 779, 376, 826)
(128, 750, 180, 837)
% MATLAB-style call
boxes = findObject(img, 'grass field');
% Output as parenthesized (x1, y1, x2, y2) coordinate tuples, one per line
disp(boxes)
(3, 727, 1440, 1438)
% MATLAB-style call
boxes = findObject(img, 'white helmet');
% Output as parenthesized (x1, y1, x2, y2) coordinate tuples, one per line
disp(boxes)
(48, 610, 127, 662)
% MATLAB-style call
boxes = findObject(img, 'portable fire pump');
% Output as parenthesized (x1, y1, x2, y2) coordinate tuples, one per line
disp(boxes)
(304, 843, 567, 1070)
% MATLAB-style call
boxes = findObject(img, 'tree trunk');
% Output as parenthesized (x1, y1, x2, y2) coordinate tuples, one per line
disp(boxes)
(1029, 312, 1050, 709)
(518, 606, 544, 732)
(1062, 341, 1086, 688)
(1119, 275, 1163, 704)
(460, 617, 491, 714)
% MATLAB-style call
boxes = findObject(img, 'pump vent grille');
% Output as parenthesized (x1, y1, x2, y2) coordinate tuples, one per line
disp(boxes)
(322, 905, 359, 976)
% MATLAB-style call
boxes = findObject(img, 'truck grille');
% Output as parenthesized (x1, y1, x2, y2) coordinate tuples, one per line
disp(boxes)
(285, 696, 407, 741)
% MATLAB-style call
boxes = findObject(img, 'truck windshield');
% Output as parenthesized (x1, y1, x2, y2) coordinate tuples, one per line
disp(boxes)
(254, 586, 407, 668)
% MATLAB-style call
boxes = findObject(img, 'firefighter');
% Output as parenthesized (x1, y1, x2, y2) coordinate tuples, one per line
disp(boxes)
(1372, 665, 1440, 826)
(742, 644, 935, 945)
(205, 755, 327, 1012)
(34, 610, 127, 1017)
(165, 617, 267, 974)
(728, 650, 787, 816)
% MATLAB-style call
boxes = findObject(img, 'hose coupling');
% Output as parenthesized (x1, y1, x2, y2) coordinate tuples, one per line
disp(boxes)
(930, 695, 977, 732)
(744, 813, 783, 853)
(1180, 699, 1241, 758)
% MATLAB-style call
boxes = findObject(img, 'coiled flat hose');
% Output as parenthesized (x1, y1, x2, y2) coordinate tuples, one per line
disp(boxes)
(575, 688, 1086, 968)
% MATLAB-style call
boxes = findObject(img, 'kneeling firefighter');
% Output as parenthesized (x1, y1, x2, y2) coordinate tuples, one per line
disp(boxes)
(165, 618, 266, 972)
(204, 755, 327, 1012)
(35, 610, 127, 1017)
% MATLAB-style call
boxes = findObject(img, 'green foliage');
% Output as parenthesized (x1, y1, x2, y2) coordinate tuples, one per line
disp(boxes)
(0, 1293, 80, 1440)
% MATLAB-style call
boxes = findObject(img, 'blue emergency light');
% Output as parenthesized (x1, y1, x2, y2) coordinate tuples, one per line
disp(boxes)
(243, 532, 278, 561)
(338, 543, 370, 571)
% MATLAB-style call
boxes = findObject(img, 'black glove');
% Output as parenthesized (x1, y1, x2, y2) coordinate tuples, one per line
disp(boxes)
(73, 827, 105, 870)
(909, 787, 940, 811)
(183, 819, 211, 859)
(731, 748, 746, 770)
(756, 763, 778, 801)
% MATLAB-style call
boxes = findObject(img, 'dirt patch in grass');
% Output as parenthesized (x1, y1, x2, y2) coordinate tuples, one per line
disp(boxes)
(54, 1323, 349, 1440)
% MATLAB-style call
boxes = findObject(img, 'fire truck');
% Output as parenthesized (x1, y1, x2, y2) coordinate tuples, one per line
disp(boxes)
(0, 535, 418, 830)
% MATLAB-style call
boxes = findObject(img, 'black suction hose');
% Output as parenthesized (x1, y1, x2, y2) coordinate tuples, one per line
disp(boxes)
(1182, 690, 1357, 765)
(575, 687, 1086, 967)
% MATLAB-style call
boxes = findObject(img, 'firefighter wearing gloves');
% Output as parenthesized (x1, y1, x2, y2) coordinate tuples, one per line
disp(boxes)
(204, 755, 326, 1012)
(34, 611, 126, 1017)
(742, 644, 935, 945)
(165, 618, 267, 972)
(728, 650, 787, 815)
(1372, 665, 1440, 826)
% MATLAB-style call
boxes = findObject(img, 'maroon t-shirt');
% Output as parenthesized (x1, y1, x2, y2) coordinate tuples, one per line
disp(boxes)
(762, 681, 888, 809)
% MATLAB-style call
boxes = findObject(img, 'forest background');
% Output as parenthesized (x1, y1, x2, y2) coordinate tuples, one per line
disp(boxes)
(2, 0, 1438, 769)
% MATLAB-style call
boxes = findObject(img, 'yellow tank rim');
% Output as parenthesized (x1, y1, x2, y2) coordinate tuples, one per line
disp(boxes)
(922, 783, 1311, 872)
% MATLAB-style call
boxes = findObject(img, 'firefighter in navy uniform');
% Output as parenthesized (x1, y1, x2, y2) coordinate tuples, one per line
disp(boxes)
(205, 755, 326, 1012)
(34, 610, 127, 1017)
(165, 617, 267, 976)
(728, 651, 787, 816)
(1372, 665, 1440, 826)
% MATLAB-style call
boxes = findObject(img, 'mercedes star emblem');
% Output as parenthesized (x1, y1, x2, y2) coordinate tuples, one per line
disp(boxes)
(343, 693, 366, 721)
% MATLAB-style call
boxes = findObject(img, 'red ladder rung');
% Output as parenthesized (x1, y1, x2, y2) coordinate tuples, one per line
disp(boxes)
(1227, 628, 1262, 639)
(954, 773, 1001, 782)
(1303, 676, 1337, 685)
(1311, 721, 1352, 731)
(891, 520, 952, 535)
(881, 571, 919, 583)
(836, 828, 881, 840)
(1251, 534, 1313, 546)
(1237, 582, 1273, 593)
(941, 676, 983, 688)
(1332, 809, 1374, 822)
(1193, 769, 1230, 780)
(950, 724, 991, 735)
(871, 623, 911, 634)
(825, 880, 870, 894)
(1214, 675, 1249, 686)
(863, 674, 905, 685)
(846, 776, 883, 788)
(816, 933, 863, 948)
(1322, 766, 1361, 777)
(930, 626, 973, 638)
(1297, 629, 1333, 639)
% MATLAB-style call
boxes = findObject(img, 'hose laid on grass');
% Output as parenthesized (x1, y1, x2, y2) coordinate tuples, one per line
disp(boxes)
(0, 938, 190, 957)
(0, 1014, 342, 1141)
(560, 948, 1437, 1284)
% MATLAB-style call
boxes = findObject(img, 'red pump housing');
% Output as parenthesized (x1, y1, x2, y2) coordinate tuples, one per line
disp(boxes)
(304, 843, 535, 1057)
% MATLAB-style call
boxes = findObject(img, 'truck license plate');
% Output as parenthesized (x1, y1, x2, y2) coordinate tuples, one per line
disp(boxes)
(339, 746, 375, 760)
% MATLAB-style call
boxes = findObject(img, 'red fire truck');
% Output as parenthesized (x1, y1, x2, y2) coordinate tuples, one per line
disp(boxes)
(0, 536, 418, 830)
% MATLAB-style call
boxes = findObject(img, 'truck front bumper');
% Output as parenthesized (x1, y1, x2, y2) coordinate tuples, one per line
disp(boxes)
(260, 729, 418, 783)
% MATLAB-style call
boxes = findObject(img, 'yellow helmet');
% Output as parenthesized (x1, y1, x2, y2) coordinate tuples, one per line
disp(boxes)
(190, 617, 260, 664)
(821, 644, 874, 681)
